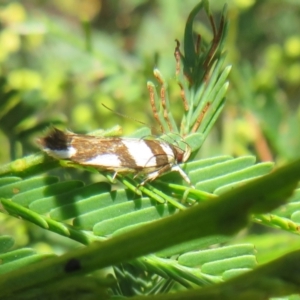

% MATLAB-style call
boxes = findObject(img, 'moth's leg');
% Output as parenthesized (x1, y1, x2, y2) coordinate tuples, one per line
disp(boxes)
(170, 165, 194, 188)
(112, 171, 118, 182)
(105, 172, 119, 185)
(139, 164, 172, 186)
(139, 164, 194, 188)
(133, 171, 149, 190)
(133, 172, 141, 180)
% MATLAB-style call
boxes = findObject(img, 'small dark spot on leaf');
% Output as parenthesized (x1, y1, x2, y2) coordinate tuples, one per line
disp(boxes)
(13, 188, 20, 194)
(64, 258, 81, 273)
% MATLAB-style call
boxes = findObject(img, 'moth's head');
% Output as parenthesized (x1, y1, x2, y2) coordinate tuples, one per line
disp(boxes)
(174, 144, 191, 163)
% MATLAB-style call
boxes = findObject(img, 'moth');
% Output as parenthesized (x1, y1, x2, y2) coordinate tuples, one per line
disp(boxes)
(38, 127, 192, 186)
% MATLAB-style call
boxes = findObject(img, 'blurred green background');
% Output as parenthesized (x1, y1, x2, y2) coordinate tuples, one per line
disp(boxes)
(0, 0, 300, 163)
(0, 0, 300, 253)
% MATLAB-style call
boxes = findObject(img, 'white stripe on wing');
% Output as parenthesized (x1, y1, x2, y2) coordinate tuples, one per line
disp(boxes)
(85, 153, 122, 167)
(122, 140, 157, 167)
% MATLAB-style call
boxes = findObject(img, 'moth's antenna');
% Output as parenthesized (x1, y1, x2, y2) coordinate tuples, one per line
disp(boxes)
(101, 103, 159, 134)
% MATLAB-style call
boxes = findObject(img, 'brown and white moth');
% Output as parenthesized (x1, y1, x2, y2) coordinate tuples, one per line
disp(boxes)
(38, 127, 192, 186)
